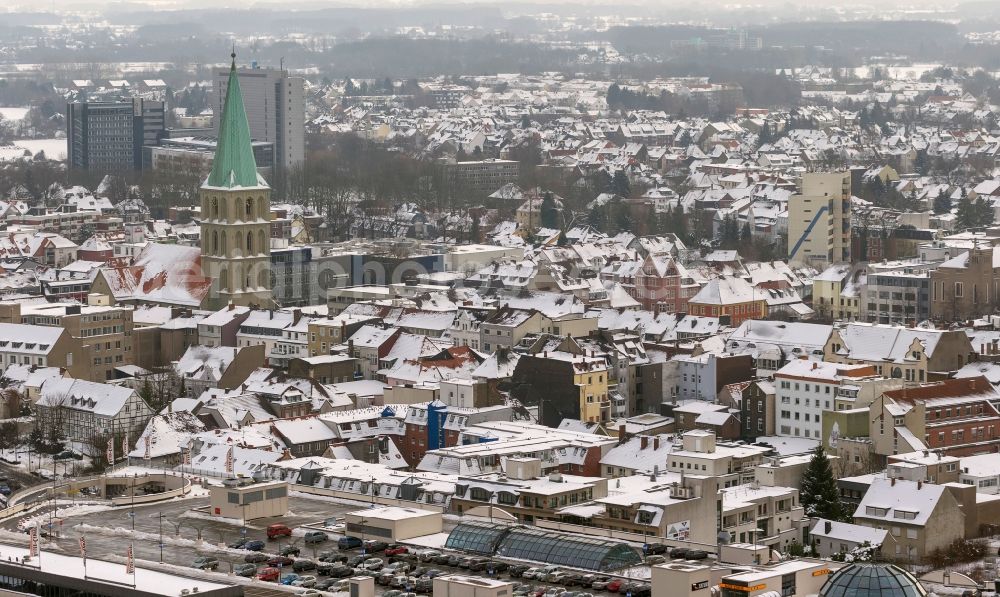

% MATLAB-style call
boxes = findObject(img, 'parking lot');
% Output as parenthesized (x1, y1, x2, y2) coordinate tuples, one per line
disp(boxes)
(1, 492, 655, 596)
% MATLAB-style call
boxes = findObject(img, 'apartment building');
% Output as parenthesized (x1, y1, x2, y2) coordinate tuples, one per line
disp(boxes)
(67, 98, 165, 172)
(720, 483, 806, 550)
(35, 377, 154, 445)
(852, 477, 965, 563)
(864, 261, 932, 325)
(666, 431, 771, 488)
(869, 376, 1000, 458)
(686, 276, 766, 326)
(812, 264, 864, 321)
(14, 302, 134, 382)
(774, 359, 880, 440)
(787, 171, 852, 267)
(451, 461, 608, 523)
(824, 323, 975, 382)
(0, 323, 89, 379)
(444, 159, 520, 195)
(307, 313, 378, 356)
(510, 349, 610, 425)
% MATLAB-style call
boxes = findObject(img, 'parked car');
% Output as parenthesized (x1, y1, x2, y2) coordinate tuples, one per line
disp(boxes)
(669, 547, 691, 559)
(509, 564, 531, 578)
(545, 571, 571, 584)
(328, 564, 356, 578)
(416, 549, 440, 562)
(364, 558, 385, 572)
(192, 556, 219, 571)
(318, 549, 346, 562)
(294, 590, 321, 597)
(591, 577, 612, 591)
(315, 578, 338, 590)
(292, 575, 317, 588)
(234, 563, 257, 577)
(339, 536, 363, 550)
(606, 580, 623, 593)
(646, 543, 668, 555)
(280, 574, 300, 586)
(267, 524, 293, 539)
(521, 568, 544, 580)
(685, 550, 709, 560)
(645, 555, 667, 565)
(257, 567, 280, 582)
(245, 552, 268, 564)
(330, 580, 351, 592)
(385, 544, 409, 556)
(631, 585, 652, 597)
(293, 559, 316, 572)
(304, 530, 328, 544)
(457, 556, 476, 569)
(280, 544, 301, 557)
(364, 540, 389, 553)
(228, 538, 248, 549)
(244, 540, 265, 551)
(267, 556, 295, 568)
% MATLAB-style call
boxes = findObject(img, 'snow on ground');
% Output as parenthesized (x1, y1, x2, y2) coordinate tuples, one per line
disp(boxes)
(17, 503, 113, 530)
(0, 543, 230, 595)
(73, 523, 258, 559)
(12, 138, 66, 161)
(0, 108, 29, 122)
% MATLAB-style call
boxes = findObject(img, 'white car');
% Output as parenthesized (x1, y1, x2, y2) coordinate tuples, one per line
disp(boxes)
(522, 568, 543, 580)
(294, 590, 321, 597)
(363, 558, 384, 571)
(292, 575, 317, 588)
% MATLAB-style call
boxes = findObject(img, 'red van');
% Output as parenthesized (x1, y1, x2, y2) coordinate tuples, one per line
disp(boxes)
(267, 524, 292, 539)
(257, 567, 280, 582)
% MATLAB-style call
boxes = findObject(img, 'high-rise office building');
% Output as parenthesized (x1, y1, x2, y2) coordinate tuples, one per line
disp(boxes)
(212, 65, 304, 175)
(200, 54, 273, 310)
(66, 98, 164, 172)
(787, 171, 852, 267)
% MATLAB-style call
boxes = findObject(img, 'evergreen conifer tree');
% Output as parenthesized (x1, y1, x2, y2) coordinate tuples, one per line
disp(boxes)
(801, 445, 849, 521)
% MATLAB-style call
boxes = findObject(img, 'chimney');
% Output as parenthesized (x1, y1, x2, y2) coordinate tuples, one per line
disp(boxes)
(653, 437, 660, 450)
(650, 464, 658, 482)
(618, 424, 627, 445)
(641, 436, 649, 450)
(228, 302, 235, 311)
(891, 477, 896, 486)
(824, 521, 832, 534)
(917, 480, 922, 490)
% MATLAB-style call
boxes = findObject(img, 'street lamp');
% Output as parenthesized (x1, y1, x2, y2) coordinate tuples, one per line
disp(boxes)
(151, 513, 167, 563)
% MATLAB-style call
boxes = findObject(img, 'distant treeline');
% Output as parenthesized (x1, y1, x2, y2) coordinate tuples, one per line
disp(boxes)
(603, 20, 965, 65)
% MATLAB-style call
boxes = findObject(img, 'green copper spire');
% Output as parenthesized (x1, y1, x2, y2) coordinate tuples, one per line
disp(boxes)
(206, 52, 265, 189)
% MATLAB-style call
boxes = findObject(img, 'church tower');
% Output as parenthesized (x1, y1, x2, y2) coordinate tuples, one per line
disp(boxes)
(200, 52, 273, 309)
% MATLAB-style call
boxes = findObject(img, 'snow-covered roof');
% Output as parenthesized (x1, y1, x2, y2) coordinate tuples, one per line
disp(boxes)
(38, 378, 137, 417)
(853, 476, 947, 526)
